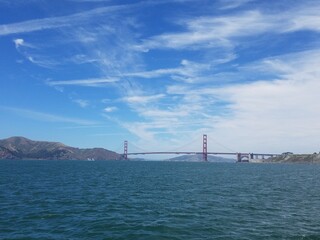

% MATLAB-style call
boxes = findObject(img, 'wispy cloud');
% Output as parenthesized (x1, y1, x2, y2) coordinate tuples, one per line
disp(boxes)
(121, 94, 165, 104)
(0, 4, 135, 36)
(1, 106, 99, 125)
(137, 11, 267, 50)
(13, 38, 59, 68)
(9, 6, 143, 71)
(219, 0, 254, 10)
(72, 99, 90, 108)
(123, 59, 211, 83)
(116, 90, 216, 146)
(137, 5, 320, 51)
(69, 54, 99, 64)
(27, 55, 59, 68)
(47, 77, 119, 87)
(13, 38, 34, 49)
(104, 106, 118, 113)
(56, 18, 144, 82)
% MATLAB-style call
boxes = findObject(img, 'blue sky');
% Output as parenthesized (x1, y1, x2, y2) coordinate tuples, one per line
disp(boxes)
(1, 0, 320, 155)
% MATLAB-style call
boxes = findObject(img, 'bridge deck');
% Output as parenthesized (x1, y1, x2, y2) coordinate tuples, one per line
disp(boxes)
(126, 152, 279, 156)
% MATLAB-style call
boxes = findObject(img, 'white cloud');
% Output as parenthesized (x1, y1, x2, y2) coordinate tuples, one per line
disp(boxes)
(104, 106, 118, 112)
(70, 54, 98, 64)
(73, 99, 89, 108)
(117, 92, 215, 146)
(13, 38, 36, 49)
(13, 38, 58, 68)
(61, 21, 144, 81)
(0, 4, 134, 36)
(47, 77, 119, 87)
(121, 94, 165, 104)
(26, 55, 58, 68)
(165, 49, 320, 153)
(137, 5, 320, 51)
(13, 38, 24, 48)
(10, 11, 142, 71)
(219, 0, 254, 10)
(123, 59, 211, 83)
(122, 122, 156, 142)
(284, 6, 320, 32)
(137, 11, 269, 50)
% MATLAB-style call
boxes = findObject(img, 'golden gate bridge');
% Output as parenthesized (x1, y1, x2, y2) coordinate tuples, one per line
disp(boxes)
(122, 134, 279, 162)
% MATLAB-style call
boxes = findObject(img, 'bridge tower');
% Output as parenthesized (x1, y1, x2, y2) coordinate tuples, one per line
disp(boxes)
(203, 134, 208, 161)
(124, 140, 128, 160)
(237, 153, 241, 162)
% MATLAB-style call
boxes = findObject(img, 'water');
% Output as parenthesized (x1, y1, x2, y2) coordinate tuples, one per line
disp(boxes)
(1, 160, 320, 239)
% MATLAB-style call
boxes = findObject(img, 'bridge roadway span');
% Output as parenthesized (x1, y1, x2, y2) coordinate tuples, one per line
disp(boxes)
(127, 152, 277, 157)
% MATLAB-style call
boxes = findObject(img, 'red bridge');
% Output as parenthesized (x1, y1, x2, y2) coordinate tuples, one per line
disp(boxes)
(123, 135, 279, 162)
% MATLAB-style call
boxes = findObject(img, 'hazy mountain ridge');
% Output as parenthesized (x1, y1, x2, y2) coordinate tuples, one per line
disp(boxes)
(0, 137, 122, 160)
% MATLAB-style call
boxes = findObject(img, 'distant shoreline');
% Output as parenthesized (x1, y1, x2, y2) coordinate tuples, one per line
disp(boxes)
(258, 153, 320, 164)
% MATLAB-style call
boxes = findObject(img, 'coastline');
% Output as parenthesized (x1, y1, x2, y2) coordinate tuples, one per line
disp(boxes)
(256, 153, 320, 164)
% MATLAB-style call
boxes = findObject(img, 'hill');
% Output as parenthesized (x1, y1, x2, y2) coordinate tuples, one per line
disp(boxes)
(168, 154, 235, 162)
(263, 153, 320, 163)
(0, 136, 122, 160)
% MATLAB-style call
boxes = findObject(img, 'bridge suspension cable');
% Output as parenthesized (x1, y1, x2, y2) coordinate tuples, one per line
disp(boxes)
(164, 134, 202, 152)
(126, 141, 149, 153)
(207, 135, 237, 153)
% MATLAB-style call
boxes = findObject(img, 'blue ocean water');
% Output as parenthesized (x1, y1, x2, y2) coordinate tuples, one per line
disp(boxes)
(1, 160, 320, 239)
